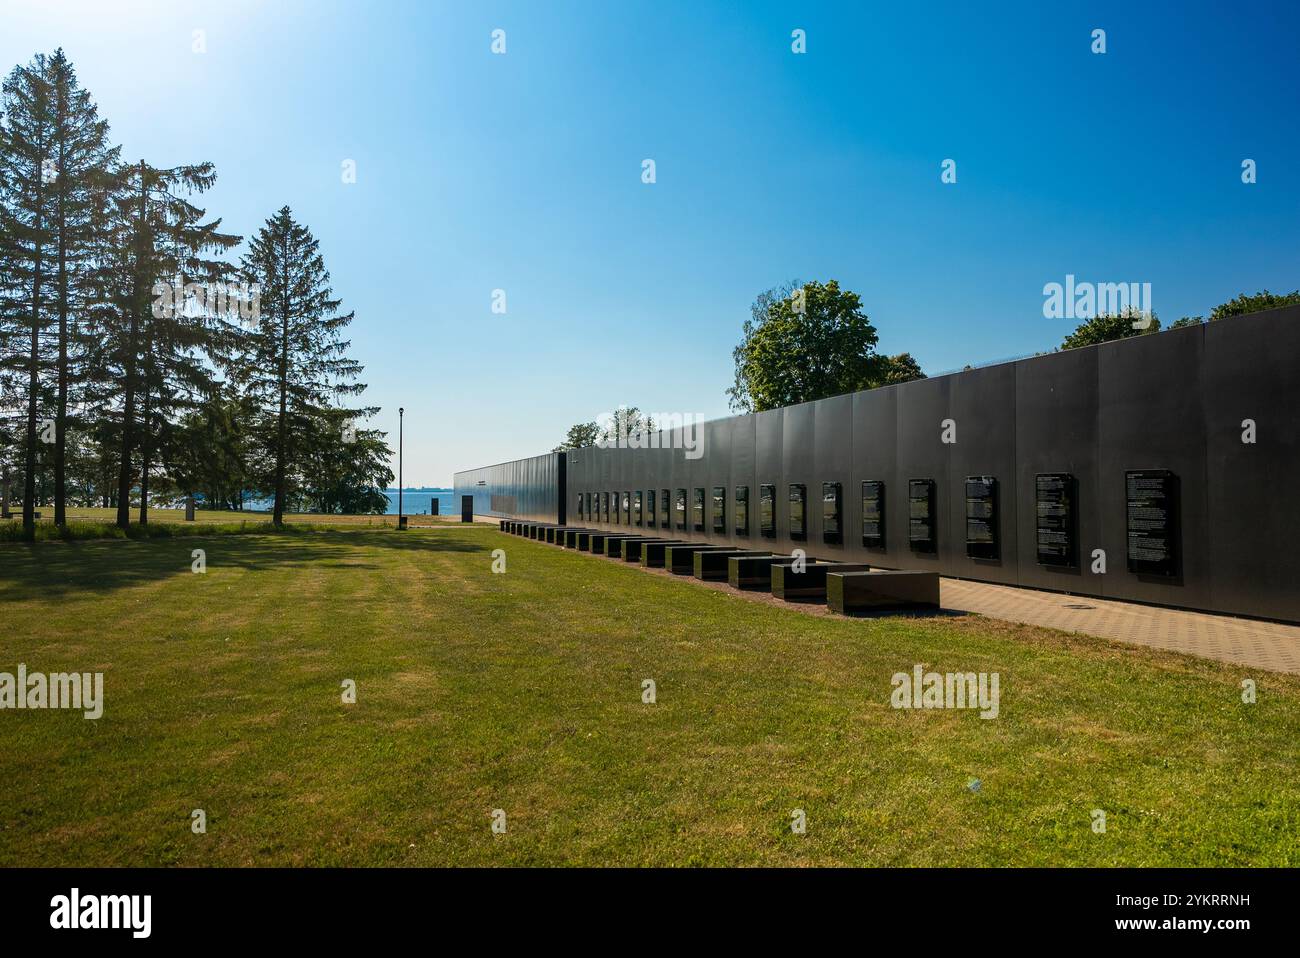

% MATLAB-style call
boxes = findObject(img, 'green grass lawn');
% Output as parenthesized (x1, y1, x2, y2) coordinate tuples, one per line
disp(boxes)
(1, 525, 1296, 866)
(7, 505, 455, 528)
(1, 506, 462, 542)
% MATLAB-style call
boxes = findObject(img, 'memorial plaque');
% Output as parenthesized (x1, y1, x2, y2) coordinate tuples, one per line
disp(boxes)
(789, 484, 807, 540)
(908, 479, 936, 553)
(822, 482, 842, 544)
(964, 475, 999, 560)
(660, 489, 670, 529)
(634, 490, 642, 526)
(861, 480, 885, 549)
(712, 487, 726, 533)
(1035, 473, 1076, 567)
(735, 486, 749, 536)
(1126, 470, 1179, 576)
(760, 484, 776, 538)
(645, 489, 655, 526)
(692, 488, 705, 531)
(675, 489, 687, 530)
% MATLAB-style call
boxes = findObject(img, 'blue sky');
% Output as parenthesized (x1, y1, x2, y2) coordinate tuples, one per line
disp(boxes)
(5, 0, 1297, 485)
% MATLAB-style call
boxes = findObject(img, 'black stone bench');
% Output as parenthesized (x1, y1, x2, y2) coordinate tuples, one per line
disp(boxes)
(563, 528, 597, 548)
(727, 554, 800, 590)
(606, 535, 660, 557)
(772, 562, 874, 601)
(640, 540, 690, 567)
(621, 538, 685, 562)
(588, 532, 639, 554)
(827, 570, 941, 613)
(694, 549, 772, 581)
(665, 544, 740, 576)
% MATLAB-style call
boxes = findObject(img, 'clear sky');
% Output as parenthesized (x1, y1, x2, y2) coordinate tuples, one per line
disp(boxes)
(5, 0, 1297, 486)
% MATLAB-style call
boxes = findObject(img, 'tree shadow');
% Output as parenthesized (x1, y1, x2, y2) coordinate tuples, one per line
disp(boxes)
(0, 528, 486, 599)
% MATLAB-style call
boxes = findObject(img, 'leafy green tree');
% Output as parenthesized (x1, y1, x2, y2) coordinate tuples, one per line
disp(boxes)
(238, 207, 364, 525)
(166, 388, 255, 511)
(299, 409, 393, 514)
(599, 406, 654, 445)
(1170, 315, 1204, 328)
(1209, 290, 1300, 320)
(872, 352, 926, 387)
(554, 420, 599, 452)
(1060, 308, 1161, 350)
(729, 280, 906, 412)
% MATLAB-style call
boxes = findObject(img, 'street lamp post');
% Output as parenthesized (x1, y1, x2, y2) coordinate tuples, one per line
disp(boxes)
(398, 407, 405, 529)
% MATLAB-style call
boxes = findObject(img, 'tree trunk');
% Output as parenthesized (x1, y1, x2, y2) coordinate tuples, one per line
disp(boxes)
(116, 163, 147, 529)
(54, 89, 69, 527)
(22, 194, 45, 541)
(138, 384, 151, 526)
(115, 363, 135, 528)
(273, 241, 289, 525)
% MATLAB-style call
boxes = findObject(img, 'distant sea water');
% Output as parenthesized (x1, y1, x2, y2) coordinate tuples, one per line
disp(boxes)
(239, 488, 454, 516)
(383, 488, 454, 516)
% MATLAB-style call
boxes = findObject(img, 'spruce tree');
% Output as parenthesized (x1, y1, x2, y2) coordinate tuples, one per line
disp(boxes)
(238, 207, 363, 525)
(42, 50, 117, 525)
(0, 54, 56, 537)
(86, 159, 238, 527)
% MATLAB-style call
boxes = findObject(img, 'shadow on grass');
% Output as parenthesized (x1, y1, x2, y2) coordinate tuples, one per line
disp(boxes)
(0, 528, 486, 599)
(833, 607, 969, 620)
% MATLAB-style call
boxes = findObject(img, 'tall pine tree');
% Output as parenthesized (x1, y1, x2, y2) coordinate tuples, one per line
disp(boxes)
(45, 49, 117, 525)
(0, 54, 56, 537)
(238, 207, 364, 525)
(86, 159, 237, 527)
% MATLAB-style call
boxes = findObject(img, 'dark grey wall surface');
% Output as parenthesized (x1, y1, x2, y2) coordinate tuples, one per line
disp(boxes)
(453, 452, 564, 523)
(459, 306, 1300, 622)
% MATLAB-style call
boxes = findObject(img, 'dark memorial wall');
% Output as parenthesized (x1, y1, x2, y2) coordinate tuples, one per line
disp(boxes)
(456, 305, 1300, 622)
(1202, 305, 1300, 621)
(1097, 324, 1209, 606)
(453, 452, 564, 524)
(949, 363, 1018, 582)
